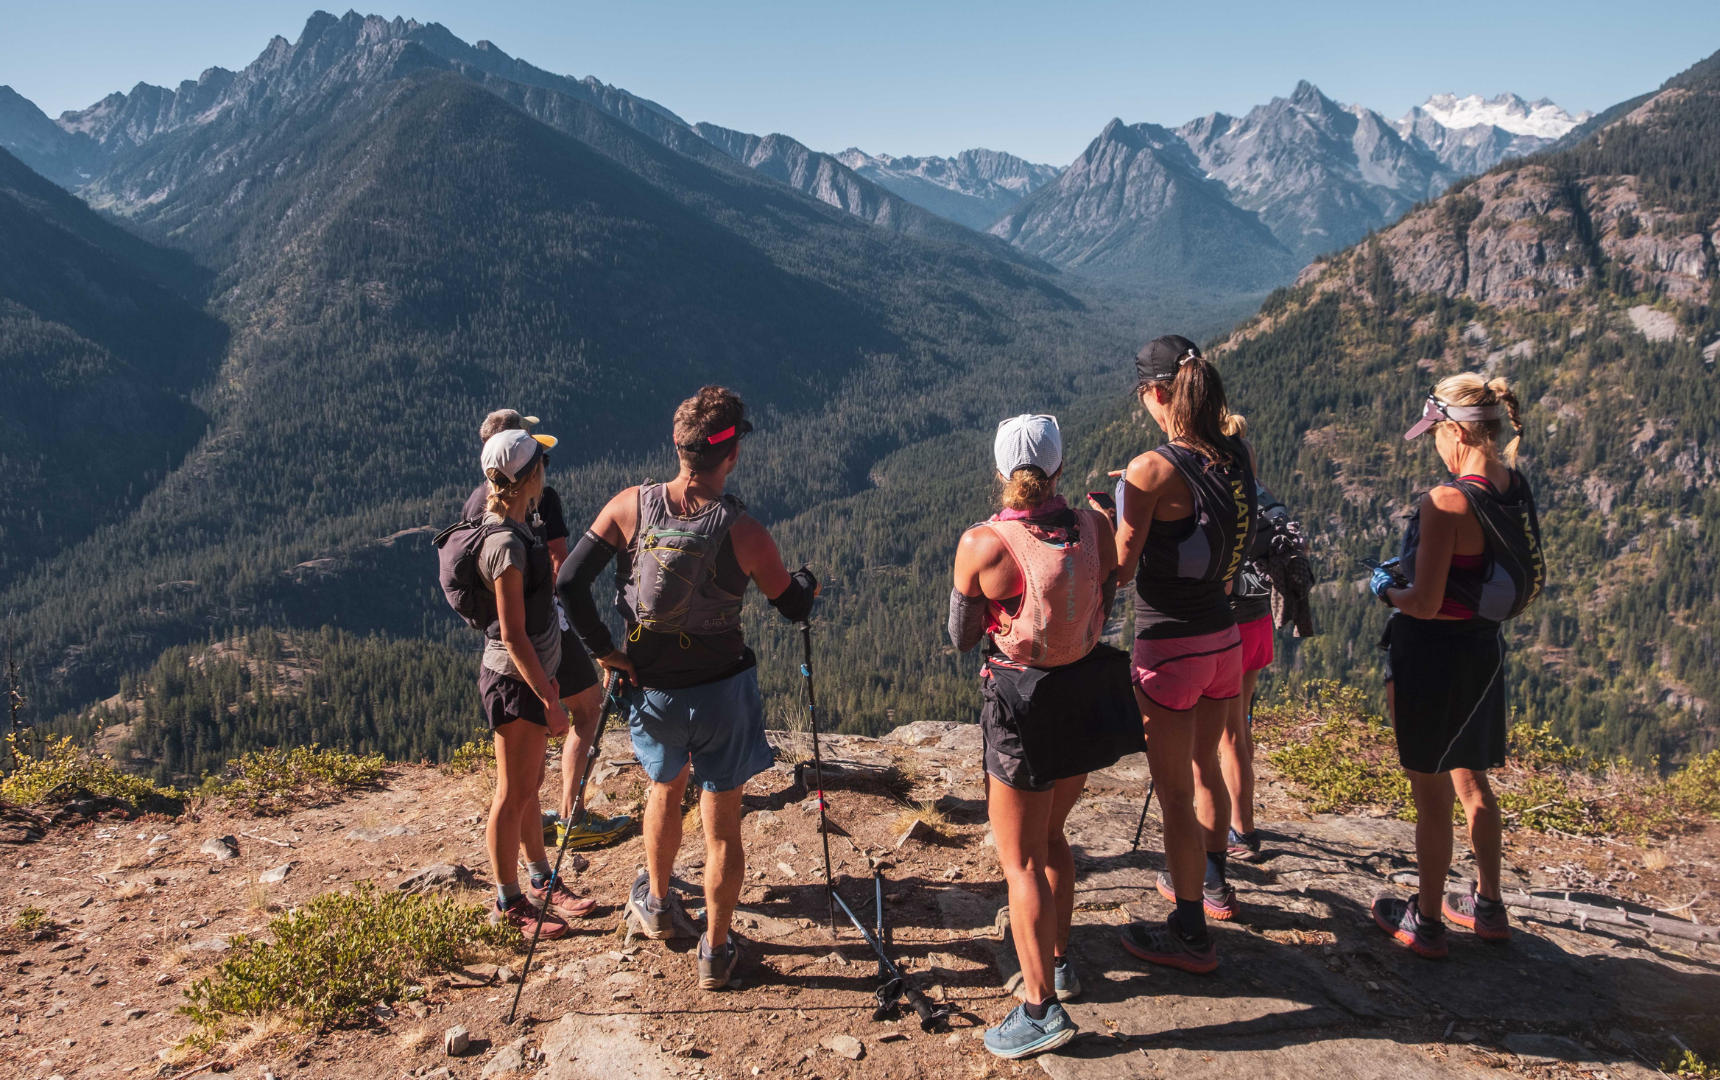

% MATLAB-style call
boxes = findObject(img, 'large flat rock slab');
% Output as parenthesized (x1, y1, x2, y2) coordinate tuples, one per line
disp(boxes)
(1040, 1034, 1459, 1080)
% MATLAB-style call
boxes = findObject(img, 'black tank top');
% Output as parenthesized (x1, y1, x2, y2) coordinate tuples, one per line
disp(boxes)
(1135, 438, 1257, 640)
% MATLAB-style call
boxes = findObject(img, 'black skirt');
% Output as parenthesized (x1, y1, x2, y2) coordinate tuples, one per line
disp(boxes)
(1383, 615, 1507, 774)
(981, 643, 1146, 791)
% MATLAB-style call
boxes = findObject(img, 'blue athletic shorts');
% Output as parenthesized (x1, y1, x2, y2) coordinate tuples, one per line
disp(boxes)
(626, 667, 774, 793)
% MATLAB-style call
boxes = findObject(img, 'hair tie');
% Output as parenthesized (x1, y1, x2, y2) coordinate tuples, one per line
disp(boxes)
(1179, 349, 1197, 366)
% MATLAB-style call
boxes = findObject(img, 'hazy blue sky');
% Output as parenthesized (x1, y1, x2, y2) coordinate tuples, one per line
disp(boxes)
(1, 1, 1714, 165)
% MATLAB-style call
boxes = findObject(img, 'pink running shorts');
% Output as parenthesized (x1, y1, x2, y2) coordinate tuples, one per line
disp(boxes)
(1131, 626, 1244, 712)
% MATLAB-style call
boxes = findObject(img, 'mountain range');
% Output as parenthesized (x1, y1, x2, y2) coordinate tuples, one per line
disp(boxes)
(1, 38, 1593, 299)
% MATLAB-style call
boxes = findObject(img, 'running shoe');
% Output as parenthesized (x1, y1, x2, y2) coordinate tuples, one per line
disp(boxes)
(1443, 889, 1512, 942)
(984, 1001, 1078, 1060)
(1053, 956, 1082, 1002)
(628, 871, 675, 940)
(544, 810, 634, 851)
(1118, 915, 1218, 974)
(697, 933, 744, 990)
(1157, 870, 1240, 921)
(529, 875, 598, 921)
(489, 894, 568, 940)
(1226, 828, 1263, 862)
(1372, 893, 1449, 959)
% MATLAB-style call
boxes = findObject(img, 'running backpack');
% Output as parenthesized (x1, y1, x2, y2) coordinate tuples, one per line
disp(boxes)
(1153, 440, 1258, 585)
(433, 517, 537, 630)
(622, 482, 747, 637)
(1451, 473, 1545, 622)
(982, 508, 1107, 669)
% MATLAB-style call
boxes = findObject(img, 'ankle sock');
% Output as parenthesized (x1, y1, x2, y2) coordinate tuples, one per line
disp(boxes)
(527, 859, 550, 884)
(1172, 897, 1206, 941)
(497, 881, 523, 907)
(1204, 849, 1227, 887)
(1023, 998, 1051, 1021)
(699, 933, 727, 959)
(1475, 893, 1506, 915)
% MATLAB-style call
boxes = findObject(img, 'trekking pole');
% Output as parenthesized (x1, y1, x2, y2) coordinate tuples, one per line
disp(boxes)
(506, 669, 621, 1025)
(1130, 779, 1157, 852)
(799, 620, 839, 936)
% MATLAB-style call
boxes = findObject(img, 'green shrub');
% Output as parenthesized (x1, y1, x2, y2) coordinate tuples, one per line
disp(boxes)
(440, 737, 495, 776)
(11, 906, 48, 932)
(181, 882, 516, 1031)
(0, 734, 184, 810)
(1257, 681, 1411, 817)
(215, 745, 385, 814)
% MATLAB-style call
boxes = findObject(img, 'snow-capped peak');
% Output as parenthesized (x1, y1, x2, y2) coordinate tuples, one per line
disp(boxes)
(1409, 93, 1594, 139)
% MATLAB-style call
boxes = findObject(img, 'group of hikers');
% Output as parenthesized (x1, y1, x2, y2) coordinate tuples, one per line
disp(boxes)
(440, 333, 1544, 1060)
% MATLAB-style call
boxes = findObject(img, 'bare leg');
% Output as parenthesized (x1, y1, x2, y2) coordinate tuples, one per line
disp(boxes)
(557, 684, 604, 820)
(989, 777, 1057, 1004)
(643, 762, 692, 900)
(1190, 695, 1231, 859)
(1408, 769, 1457, 920)
(1138, 689, 1205, 904)
(699, 785, 747, 949)
(1218, 669, 1259, 835)
(1045, 775, 1087, 956)
(1450, 768, 1502, 901)
(488, 721, 549, 893)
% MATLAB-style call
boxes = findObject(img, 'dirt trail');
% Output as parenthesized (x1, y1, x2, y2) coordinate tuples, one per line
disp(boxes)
(2, 724, 1715, 1080)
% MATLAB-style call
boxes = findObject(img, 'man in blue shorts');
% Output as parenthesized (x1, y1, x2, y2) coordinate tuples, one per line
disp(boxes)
(557, 386, 817, 989)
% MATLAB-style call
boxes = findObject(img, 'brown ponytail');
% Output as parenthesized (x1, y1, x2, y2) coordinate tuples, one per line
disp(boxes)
(1141, 355, 1234, 468)
(999, 465, 1058, 511)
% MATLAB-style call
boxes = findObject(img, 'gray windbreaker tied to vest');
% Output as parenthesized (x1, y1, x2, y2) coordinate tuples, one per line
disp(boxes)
(622, 482, 747, 636)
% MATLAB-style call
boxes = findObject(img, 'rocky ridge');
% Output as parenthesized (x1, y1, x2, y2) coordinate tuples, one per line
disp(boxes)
(834, 148, 1063, 231)
(2, 722, 1713, 1079)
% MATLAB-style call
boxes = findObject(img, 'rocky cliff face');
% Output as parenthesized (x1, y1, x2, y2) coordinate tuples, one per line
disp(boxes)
(1177, 81, 1455, 262)
(835, 147, 1061, 230)
(989, 118, 1298, 292)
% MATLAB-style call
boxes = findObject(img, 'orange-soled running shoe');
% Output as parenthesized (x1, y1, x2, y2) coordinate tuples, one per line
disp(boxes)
(1118, 915, 1218, 974)
(1157, 871, 1239, 921)
(1372, 893, 1448, 959)
(1443, 889, 1512, 942)
(490, 893, 568, 940)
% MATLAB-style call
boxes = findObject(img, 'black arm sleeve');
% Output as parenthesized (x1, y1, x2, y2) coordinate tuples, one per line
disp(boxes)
(948, 589, 986, 653)
(769, 567, 819, 623)
(557, 530, 618, 657)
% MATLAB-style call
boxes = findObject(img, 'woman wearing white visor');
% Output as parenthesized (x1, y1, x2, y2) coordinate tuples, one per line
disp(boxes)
(1368, 373, 1544, 960)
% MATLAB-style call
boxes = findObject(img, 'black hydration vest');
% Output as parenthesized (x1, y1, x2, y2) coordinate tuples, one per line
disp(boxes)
(1135, 438, 1258, 638)
(1399, 471, 1544, 623)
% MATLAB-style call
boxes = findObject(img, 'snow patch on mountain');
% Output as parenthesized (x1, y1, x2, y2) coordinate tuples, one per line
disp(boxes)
(1410, 93, 1594, 140)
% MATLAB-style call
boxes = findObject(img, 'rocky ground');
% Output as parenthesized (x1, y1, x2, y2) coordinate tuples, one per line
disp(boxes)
(3, 721, 1716, 1080)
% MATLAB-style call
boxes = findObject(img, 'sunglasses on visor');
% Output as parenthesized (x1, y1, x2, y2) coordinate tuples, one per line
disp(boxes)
(1403, 394, 1506, 441)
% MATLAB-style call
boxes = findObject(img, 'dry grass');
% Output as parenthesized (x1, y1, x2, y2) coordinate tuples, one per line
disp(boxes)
(396, 1026, 437, 1053)
(228, 1014, 296, 1059)
(114, 883, 147, 901)
(892, 800, 950, 838)
(247, 884, 276, 915)
(1644, 848, 1670, 871)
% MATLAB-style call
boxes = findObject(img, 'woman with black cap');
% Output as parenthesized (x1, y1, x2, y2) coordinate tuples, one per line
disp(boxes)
(948, 414, 1138, 1059)
(1112, 336, 1257, 974)
(1369, 372, 1542, 959)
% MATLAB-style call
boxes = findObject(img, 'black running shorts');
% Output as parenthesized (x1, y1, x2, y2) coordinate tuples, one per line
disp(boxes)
(1384, 615, 1507, 774)
(980, 644, 1145, 791)
(479, 665, 547, 730)
(554, 628, 600, 698)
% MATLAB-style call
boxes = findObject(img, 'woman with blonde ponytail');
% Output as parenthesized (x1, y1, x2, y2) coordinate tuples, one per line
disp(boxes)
(1369, 371, 1543, 960)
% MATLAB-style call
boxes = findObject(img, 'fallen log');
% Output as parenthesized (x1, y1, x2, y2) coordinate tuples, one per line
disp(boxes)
(1395, 875, 1714, 944)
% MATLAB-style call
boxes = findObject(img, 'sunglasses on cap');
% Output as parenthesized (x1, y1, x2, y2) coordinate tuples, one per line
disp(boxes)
(677, 417, 754, 452)
(1403, 394, 1506, 441)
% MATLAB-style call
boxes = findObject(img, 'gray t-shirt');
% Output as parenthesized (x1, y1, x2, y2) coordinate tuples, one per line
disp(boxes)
(478, 512, 561, 681)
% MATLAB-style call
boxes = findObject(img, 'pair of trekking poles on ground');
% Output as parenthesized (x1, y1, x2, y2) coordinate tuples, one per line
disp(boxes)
(506, 623, 951, 1030)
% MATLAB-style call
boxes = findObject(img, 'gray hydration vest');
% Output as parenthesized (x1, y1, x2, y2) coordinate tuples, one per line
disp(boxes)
(622, 482, 748, 637)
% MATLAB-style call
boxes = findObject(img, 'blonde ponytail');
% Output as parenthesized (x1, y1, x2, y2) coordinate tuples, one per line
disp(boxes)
(1432, 372, 1523, 465)
(999, 466, 1058, 511)
(1221, 410, 1249, 438)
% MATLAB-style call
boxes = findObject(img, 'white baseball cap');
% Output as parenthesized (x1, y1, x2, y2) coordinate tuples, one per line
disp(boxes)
(994, 414, 1062, 477)
(481, 427, 556, 485)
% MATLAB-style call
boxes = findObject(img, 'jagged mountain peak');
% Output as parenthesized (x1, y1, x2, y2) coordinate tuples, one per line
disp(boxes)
(1408, 91, 1593, 139)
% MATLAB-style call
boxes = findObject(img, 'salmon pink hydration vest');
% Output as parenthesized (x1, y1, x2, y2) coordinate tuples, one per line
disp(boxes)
(982, 507, 1107, 668)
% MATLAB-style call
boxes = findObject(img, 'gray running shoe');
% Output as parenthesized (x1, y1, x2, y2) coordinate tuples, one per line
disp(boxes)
(984, 1000, 1078, 1059)
(1053, 957, 1081, 1002)
(628, 871, 673, 940)
(697, 933, 743, 990)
